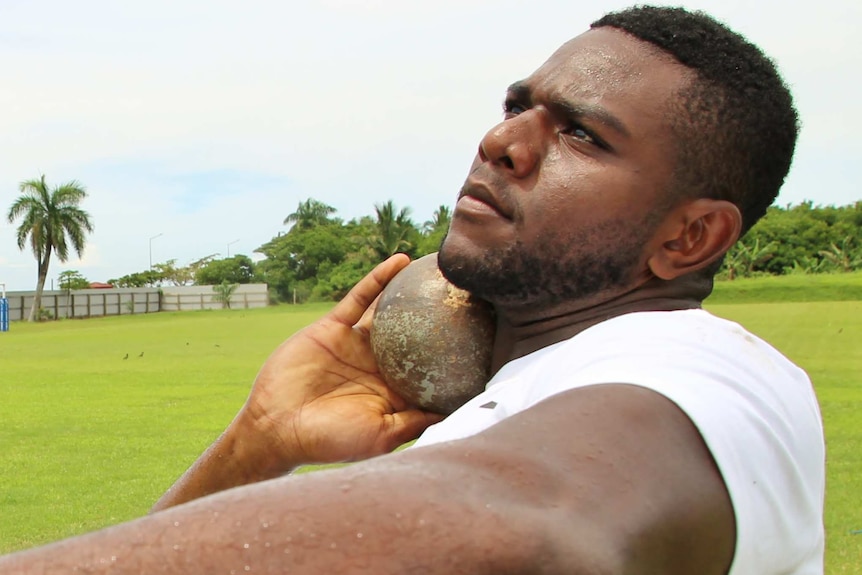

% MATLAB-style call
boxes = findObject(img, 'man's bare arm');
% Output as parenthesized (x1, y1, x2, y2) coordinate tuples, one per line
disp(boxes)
(1, 383, 734, 574)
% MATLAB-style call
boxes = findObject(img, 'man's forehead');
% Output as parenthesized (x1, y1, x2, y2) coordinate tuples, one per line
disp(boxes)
(523, 28, 681, 99)
(548, 30, 644, 75)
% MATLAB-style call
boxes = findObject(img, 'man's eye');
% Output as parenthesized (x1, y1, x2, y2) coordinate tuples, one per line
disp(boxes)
(503, 103, 526, 118)
(564, 124, 599, 146)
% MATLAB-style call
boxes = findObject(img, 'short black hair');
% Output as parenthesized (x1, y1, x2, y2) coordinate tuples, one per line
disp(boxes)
(592, 6, 799, 235)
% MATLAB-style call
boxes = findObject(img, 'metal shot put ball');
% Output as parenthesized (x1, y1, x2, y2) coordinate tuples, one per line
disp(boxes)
(370, 253, 496, 415)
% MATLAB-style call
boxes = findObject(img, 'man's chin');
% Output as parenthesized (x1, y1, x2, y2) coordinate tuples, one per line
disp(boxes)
(437, 233, 517, 301)
(436, 234, 473, 291)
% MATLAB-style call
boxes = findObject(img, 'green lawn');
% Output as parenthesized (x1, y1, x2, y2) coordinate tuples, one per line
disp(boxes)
(0, 278, 860, 572)
(708, 270, 862, 304)
(0, 305, 332, 551)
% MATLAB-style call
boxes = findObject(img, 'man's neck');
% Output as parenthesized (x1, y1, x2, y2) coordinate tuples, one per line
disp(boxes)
(488, 275, 710, 373)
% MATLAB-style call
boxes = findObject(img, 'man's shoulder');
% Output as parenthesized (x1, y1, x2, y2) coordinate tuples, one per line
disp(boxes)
(539, 309, 799, 373)
(574, 308, 753, 345)
(519, 308, 791, 374)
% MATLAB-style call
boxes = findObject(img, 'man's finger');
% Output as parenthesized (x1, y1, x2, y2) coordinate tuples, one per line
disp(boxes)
(329, 254, 411, 327)
(386, 409, 446, 448)
(355, 294, 381, 335)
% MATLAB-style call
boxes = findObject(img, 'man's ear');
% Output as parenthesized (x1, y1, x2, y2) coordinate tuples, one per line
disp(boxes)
(647, 199, 742, 281)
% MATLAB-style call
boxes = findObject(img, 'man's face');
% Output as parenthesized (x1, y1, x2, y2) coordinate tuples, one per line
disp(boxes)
(438, 27, 690, 310)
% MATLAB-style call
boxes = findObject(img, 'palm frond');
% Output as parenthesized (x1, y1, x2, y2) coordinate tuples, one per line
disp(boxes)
(8, 175, 94, 278)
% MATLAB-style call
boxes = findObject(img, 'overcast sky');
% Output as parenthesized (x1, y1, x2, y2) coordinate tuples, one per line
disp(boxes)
(1, 0, 859, 291)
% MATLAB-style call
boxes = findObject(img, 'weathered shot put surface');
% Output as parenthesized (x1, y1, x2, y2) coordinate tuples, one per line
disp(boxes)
(371, 253, 496, 414)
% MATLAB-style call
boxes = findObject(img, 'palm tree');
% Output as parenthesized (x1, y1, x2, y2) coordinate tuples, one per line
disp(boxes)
(7, 175, 94, 321)
(366, 200, 416, 260)
(722, 238, 776, 280)
(212, 280, 239, 309)
(422, 205, 451, 234)
(283, 198, 337, 231)
(819, 236, 862, 272)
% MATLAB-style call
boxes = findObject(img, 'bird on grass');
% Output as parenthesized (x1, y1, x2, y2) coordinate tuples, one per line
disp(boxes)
(138, 352, 144, 358)
(122, 354, 128, 360)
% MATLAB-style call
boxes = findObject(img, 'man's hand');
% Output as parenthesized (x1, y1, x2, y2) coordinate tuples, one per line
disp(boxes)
(237, 253, 443, 471)
(152, 254, 443, 511)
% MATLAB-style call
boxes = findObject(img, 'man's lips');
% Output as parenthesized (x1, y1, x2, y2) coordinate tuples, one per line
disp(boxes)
(456, 182, 514, 220)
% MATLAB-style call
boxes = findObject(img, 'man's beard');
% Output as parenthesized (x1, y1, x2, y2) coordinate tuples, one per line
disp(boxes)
(438, 220, 650, 309)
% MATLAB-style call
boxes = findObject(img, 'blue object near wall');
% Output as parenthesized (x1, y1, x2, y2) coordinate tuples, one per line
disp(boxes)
(0, 297, 9, 332)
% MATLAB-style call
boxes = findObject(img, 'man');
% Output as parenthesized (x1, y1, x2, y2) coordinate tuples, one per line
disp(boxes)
(0, 6, 823, 574)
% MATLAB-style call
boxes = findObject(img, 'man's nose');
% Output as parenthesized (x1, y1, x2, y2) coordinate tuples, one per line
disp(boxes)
(477, 110, 543, 178)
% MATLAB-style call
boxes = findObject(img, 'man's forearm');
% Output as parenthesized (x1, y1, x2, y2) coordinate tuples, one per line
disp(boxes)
(150, 412, 300, 513)
(3, 446, 546, 575)
(1, 385, 735, 574)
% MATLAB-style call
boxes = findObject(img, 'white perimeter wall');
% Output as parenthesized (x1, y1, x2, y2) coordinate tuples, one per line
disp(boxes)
(2, 284, 268, 321)
(160, 284, 268, 312)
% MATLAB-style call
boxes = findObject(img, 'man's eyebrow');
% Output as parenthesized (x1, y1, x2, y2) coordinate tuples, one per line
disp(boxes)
(505, 81, 533, 106)
(505, 81, 631, 138)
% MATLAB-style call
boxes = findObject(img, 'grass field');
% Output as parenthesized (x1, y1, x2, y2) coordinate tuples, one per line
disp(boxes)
(1, 275, 860, 571)
(708, 270, 862, 304)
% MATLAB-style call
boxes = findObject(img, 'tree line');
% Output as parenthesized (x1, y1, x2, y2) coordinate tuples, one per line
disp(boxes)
(720, 201, 862, 279)
(108, 198, 451, 303)
(7, 174, 862, 322)
(132, 197, 861, 303)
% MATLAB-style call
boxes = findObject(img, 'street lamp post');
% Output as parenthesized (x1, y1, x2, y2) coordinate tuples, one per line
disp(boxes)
(149, 233, 163, 269)
(227, 239, 240, 258)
